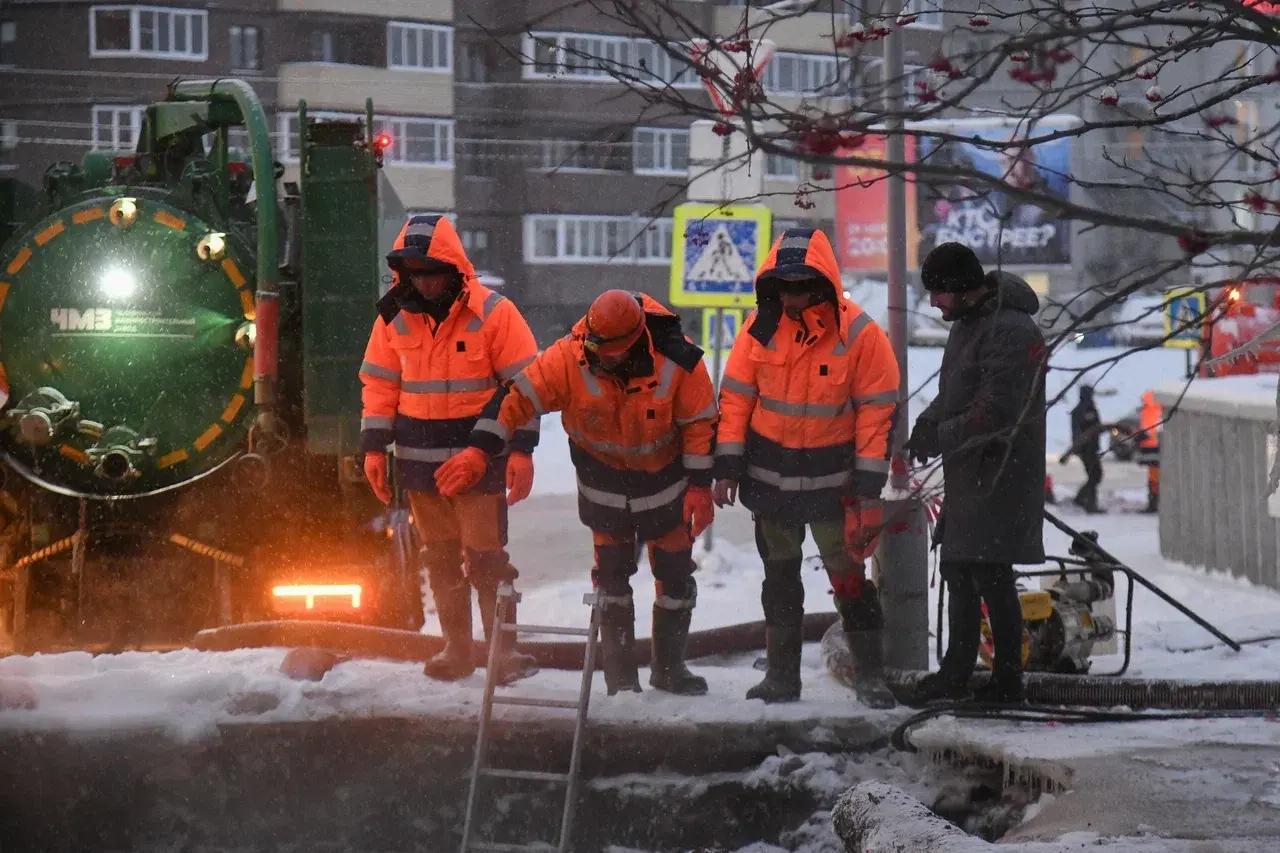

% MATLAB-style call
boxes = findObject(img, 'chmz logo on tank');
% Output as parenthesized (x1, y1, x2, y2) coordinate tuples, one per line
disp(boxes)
(915, 119, 1074, 268)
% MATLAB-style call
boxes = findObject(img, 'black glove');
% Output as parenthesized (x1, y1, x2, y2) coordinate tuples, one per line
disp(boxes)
(907, 419, 940, 465)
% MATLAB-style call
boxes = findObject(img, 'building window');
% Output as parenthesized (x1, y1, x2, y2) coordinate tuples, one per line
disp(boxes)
(763, 51, 845, 96)
(522, 31, 696, 86)
(461, 229, 490, 268)
(459, 139, 500, 179)
(277, 112, 453, 167)
(633, 127, 689, 176)
(229, 25, 260, 71)
(387, 21, 452, 72)
(0, 21, 15, 66)
(92, 105, 145, 150)
(524, 214, 673, 264)
(903, 0, 943, 29)
(765, 151, 800, 181)
(457, 42, 489, 83)
(90, 6, 207, 60)
(537, 138, 627, 172)
(310, 30, 353, 64)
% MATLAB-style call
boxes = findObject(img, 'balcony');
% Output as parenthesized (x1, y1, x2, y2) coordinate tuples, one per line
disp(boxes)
(277, 0, 451, 19)
(276, 62, 452, 117)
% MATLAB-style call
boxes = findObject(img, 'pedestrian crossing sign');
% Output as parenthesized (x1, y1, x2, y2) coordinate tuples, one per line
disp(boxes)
(701, 308, 745, 352)
(669, 203, 772, 308)
(1163, 287, 1207, 349)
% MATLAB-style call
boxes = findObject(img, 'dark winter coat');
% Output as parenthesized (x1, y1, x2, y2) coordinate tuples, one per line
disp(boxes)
(918, 272, 1047, 564)
(1068, 390, 1102, 458)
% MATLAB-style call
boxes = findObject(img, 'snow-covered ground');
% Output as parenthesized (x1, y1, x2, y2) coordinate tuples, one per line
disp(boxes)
(4, 341, 1271, 851)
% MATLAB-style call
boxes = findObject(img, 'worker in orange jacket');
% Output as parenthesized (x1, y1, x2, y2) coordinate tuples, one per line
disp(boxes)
(360, 214, 539, 684)
(1138, 390, 1162, 513)
(436, 290, 717, 696)
(714, 227, 900, 707)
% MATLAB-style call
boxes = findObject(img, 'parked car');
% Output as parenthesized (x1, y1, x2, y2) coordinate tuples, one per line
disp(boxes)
(1108, 407, 1143, 461)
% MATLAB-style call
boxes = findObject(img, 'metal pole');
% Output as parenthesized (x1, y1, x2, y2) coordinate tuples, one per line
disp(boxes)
(703, 307, 724, 552)
(877, 0, 930, 671)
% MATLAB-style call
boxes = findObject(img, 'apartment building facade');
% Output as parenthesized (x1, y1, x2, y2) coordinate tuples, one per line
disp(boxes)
(0, 0, 945, 341)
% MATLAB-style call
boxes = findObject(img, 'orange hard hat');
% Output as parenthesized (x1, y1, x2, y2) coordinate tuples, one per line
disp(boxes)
(584, 290, 645, 356)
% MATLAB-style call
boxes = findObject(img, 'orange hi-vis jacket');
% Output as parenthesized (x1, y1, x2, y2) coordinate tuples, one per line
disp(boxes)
(359, 215, 539, 494)
(469, 293, 717, 538)
(1138, 390, 1162, 464)
(715, 227, 899, 522)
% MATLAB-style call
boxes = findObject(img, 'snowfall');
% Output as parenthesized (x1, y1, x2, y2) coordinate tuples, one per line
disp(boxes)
(4, 342, 1280, 852)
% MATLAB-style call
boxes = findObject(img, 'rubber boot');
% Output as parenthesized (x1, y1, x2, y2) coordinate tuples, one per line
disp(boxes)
(649, 607, 707, 696)
(907, 671, 973, 707)
(745, 623, 802, 703)
(836, 582, 895, 709)
(476, 582, 539, 685)
(423, 578, 476, 681)
(599, 599, 641, 695)
(846, 629, 896, 709)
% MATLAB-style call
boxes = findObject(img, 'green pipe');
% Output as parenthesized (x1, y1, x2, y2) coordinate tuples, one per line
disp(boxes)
(167, 78, 279, 421)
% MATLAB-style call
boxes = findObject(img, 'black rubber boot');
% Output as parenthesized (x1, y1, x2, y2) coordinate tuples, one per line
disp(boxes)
(423, 577, 476, 681)
(906, 671, 973, 707)
(836, 582, 895, 709)
(476, 582, 539, 685)
(649, 607, 708, 695)
(600, 598, 642, 695)
(745, 623, 802, 703)
(846, 629, 896, 709)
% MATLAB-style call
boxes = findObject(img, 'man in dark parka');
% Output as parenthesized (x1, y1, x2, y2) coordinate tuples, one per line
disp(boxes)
(906, 242, 1047, 705)
(1060, 385, 1105, 513)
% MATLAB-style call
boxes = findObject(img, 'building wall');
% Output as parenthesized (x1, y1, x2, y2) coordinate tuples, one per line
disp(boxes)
(3, 0, 947, 343)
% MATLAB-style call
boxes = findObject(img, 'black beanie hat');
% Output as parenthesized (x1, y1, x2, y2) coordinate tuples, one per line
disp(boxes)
(921, 242, 985, 293)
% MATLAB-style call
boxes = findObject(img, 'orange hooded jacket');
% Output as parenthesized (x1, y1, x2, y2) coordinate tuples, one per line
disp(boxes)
(714, 227, 899, 521)
(359, 214, 539, 494)
(469, 292, 716, 538)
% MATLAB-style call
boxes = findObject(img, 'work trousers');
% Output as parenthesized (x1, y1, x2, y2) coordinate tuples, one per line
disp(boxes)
(1074, 451, 1104, 511)
(408, 490, 518, 598)
(939, 560, 1023, 685)
(591, 525, 696, 609)
(753, 517, 874, 627)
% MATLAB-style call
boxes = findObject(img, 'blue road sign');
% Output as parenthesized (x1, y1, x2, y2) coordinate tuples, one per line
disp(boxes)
(1164, 287, 1206, 349)
(670, 203, 771, 309)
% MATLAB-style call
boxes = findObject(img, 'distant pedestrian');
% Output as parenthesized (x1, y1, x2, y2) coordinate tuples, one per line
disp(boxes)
(1060, 385, 1105, 514)
(905, 243, 1046, 706)
(1138, 390, 1162, 513)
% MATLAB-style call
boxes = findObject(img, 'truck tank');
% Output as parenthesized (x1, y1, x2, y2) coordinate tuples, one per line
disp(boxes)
(0, 189, 255, 496)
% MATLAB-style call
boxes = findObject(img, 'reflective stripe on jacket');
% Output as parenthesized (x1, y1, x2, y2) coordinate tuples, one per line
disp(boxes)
(471, 292, 716, 538)
(359, 215, 539, 493)
(714, 227, 899, 521)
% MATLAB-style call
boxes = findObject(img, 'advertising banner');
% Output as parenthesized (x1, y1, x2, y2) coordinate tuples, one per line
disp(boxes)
(834, 135, 917, 273)
(916, 117, 1076, 267)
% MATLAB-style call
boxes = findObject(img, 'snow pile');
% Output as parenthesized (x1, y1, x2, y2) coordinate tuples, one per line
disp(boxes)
(832, 780, 992, 852)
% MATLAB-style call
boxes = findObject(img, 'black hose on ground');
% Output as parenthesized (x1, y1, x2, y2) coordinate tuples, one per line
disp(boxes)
(887, 669, 1280, 712)
(890, 702, 1274, 753)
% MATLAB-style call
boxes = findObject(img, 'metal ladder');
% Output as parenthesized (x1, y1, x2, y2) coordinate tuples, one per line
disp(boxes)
(459, 585, 603, 853)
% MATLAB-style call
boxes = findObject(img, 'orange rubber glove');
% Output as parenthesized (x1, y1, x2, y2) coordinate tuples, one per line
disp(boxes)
(364, 452, 391, 505)
(434, 447, 489, 497)
(505, 451, 534, 506)
(844, 499, 884, 562)
(683, 485, 715, 538)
